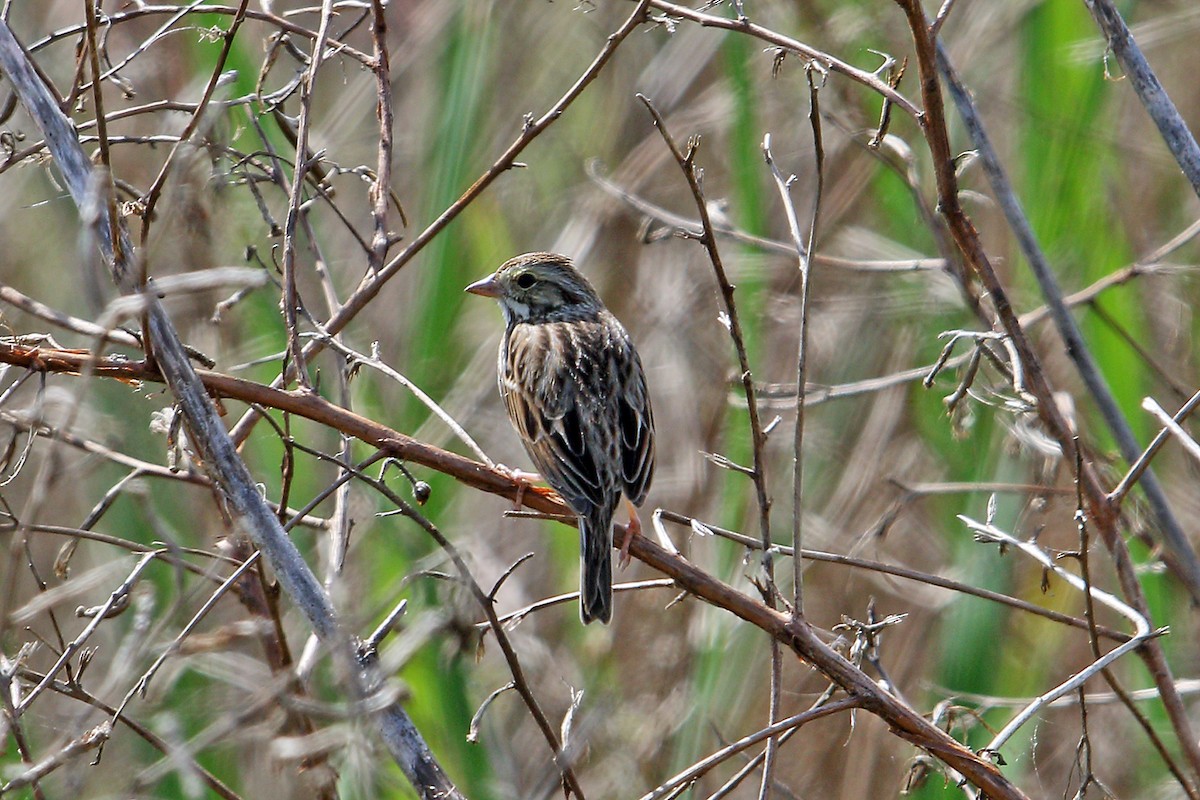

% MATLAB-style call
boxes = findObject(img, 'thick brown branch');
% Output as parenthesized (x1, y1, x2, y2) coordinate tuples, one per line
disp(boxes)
(893, 0, 1200, 784)
(0, 339, 1028, 799)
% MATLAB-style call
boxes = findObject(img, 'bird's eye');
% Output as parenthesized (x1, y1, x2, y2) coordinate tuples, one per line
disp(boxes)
(515, 272, 536, 289)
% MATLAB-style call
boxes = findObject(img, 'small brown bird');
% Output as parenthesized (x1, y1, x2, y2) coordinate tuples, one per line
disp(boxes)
(466, 253, 655, 624)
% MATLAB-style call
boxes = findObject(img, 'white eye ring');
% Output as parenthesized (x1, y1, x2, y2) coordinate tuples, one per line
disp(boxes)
(516, 273, 537, 289)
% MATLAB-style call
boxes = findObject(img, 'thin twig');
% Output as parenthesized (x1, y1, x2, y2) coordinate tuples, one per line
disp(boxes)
(1081, 0, 1200, 199)
(930, 0, 958, 36)
(640, 91, 786, 797)
(0, 657, 48, 800)
(367, 0, 397, 269)
(637, 93, 775, 586)
(587, 164, 943, 272)
(1109, 388, 1200, 505)
(27, 4, 371, 66)
(893, 0, 1200, 782)
(763, 63, 824, 622)
(0, 286, 141, 348)
(0, 722, 110, 794)
(641, 0, 918, 116)
(276, 0, 339, 389)
(138, 0, 250, 244)
(656, 509, 1130, 643)
(110, 551, 262, 725)
(958, 515, 1156, 757)
(1142, 397, 1200, 465)
(226, 0, 655, 446)
(936, 38, 1200, 600)
(475, 579, 677, 629)
(1072, 442, 1199, 800)
(759, 82, 824, 798)
(638, 698, 860, 800)
(15, 552, 158, 715)
(314, 334, 493, 465)
(0, 19, 466, 798)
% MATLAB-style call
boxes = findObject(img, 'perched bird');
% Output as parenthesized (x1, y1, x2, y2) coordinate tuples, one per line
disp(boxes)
(466, 253, 655, 624)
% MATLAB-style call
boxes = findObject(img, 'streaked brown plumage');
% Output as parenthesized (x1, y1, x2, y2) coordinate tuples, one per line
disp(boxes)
(466, 253, 654, 624)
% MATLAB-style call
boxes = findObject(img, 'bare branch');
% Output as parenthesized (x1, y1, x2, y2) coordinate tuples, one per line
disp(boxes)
(1081, 0, 1200, 199)
(0, 18, 465, 799)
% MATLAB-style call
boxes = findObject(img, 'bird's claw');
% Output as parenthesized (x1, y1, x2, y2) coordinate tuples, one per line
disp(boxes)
(496, 463, 541, 511)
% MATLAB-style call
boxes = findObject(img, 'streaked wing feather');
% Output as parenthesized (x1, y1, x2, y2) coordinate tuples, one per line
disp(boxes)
(618, 347, 655, 506)
(502, 325, 608, 514)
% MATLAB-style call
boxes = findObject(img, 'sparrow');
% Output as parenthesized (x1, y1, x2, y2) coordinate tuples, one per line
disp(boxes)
(466, 252, 655, 624)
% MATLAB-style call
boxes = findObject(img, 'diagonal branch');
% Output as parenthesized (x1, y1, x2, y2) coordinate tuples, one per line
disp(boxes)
(226, 0, 655, 446)
(0, 339, 1028, 800)
(637, 93, 775, 587)
(892, 0, 1200, 785)
(640, 0, 919, 116)
(934, 39, 1200, 602)
(1081, 0, 1200, 200)
(0, 19, 466, 800)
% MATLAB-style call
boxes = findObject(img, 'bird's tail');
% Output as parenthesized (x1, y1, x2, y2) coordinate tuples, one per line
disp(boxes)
(579, 509, 614, 625)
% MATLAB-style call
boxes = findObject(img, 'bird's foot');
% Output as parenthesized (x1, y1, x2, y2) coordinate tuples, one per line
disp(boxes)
(496, 463, 541, 511)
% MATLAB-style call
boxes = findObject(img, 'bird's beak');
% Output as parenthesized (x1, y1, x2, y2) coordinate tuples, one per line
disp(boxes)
(464, 274, 502, 298)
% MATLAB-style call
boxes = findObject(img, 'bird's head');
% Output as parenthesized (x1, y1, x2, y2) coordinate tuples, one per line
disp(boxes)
(465, 252, 603, 325)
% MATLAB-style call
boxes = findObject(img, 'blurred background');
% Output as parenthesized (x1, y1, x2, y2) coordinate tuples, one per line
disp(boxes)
(2, 1, 1200, 798)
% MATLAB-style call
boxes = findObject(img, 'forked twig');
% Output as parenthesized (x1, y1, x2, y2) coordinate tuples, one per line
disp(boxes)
(0, 18, 465, 799)
(893, 0, 1200, 782)
(0, 339, 1029, 799)
(958, 515, 1159, 758)
(226, 0, 655, 446)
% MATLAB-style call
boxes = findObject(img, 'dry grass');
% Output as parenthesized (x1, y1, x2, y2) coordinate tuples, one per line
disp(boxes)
(2, 1, 1200, 798)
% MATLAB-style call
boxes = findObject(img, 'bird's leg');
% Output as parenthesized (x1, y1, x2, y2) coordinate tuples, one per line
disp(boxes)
(618, 500, 642, 569)
(496, 464, 541, 511)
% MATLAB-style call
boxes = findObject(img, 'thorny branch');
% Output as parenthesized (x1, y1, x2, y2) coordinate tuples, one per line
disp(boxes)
(0, 16, 465, 800)
(893, 0, 1200, 785)
(0, 339, 1028, 799)
(636, 96, 776, 596)
(225, 0, 656, 446)
(3, 2, 1200, 798)
(638, 91, 789, 799)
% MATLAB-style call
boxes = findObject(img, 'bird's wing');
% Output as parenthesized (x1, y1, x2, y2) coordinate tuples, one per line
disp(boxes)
(618, 344, 655, 506)
(502, 322, 609, 516)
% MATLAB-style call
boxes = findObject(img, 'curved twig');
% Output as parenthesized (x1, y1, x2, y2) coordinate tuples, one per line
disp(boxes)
(226, 0, 656, 446)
